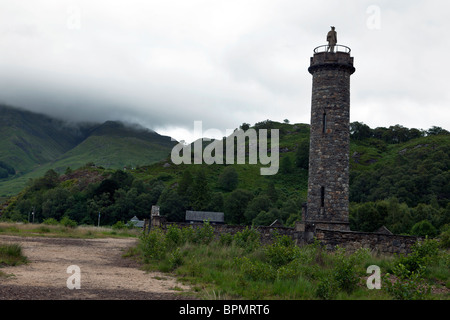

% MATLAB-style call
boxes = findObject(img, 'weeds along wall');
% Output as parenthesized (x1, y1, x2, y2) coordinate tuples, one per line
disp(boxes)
(153, 218, 419, 255)
(312, 228, 420, 255)
(163, 222, 294, 245)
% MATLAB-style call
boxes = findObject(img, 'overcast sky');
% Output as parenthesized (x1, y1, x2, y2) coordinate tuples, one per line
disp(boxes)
(0, 0, 449, 142)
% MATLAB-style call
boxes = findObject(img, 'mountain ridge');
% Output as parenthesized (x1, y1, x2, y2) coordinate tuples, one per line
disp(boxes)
(0, 104, 176, 195)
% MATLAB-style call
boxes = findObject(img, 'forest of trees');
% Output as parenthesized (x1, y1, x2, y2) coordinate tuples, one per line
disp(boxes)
(1, 121, 449, 239)
(2, 165, 303, 228)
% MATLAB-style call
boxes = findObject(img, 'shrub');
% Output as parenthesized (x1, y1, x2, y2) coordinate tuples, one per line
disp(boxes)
(0, 243, 27, 266)
(276, 259, 307, 280)
(139, 228, 167, 262)
(234, 227, 260, 252)
(264, 234, 299, 268)
(396, 238, 440, 274)
(315, 275, 337, 300)
(166, 224, 184, 248)
(382, 238, 439, 300)
(332, 248, 360, 294)
(42, 218, 59, 225)
(60, 216, 77, 228)
(112, 221, 127, 230)
(181, 226, 195, 243)
(411, 220, 438, 237)
(383, 264, 430, 300)
(438, 224, 450, 249)
(238, 257, 275, 282)
(193, 221, 215, 245)
(219, 232, 233, 246)
(168, 248, 183, 270)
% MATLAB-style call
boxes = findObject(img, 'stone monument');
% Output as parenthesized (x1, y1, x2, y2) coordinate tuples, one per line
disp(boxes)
(305, 29, 355, 232)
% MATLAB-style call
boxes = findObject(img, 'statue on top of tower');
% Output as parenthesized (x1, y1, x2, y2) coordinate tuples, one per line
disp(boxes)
(327, 26, 337, 52)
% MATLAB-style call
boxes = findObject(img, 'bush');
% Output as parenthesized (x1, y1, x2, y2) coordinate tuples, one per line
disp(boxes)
(315, 275, 337, 300)
(166, 224, 184, 248)
(112, 221, 127, 230)
(193, 221, 215, 245)
(383, 264, 430, 300)
(238, 257, 275, 282)
(0, 243, 27, 266)
(139, 228, 167, 262)
(396, 238, 440, 274)
(438, 224, 450, 249)
(233, 227, 260, 252)
(264, 234, 299, 268)
(180, 226, 195, 243)
(219, 233, 233, 246)
(411, 220, 438, 237)
(60, 216, 77, 228)
(168, 248, 183, 270)
(332, 248, 360, 294)
(382, 238, 439, 300)
(42, 218, 59, 225)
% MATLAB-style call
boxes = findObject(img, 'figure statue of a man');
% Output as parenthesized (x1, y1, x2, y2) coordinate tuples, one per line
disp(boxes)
(327, 26, 337, 52)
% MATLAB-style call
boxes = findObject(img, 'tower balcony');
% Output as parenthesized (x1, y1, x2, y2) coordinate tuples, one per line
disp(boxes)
(309, 44, 355, 75)
(313, 44, 351, 54)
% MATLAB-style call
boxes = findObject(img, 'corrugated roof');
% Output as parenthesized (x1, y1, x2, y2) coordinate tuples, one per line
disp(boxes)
(185, 210, 224, 223)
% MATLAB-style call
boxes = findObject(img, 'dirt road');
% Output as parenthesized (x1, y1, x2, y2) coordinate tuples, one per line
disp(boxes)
(0, 235, 195, 300)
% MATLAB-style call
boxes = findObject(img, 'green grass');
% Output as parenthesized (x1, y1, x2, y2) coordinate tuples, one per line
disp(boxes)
(0, 243, 27, 267)
(0, 222, 141, 239)
(135, 226, 450, 300)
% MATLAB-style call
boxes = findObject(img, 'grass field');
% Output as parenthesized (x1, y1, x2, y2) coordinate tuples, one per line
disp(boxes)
(132, 223, 450, 300)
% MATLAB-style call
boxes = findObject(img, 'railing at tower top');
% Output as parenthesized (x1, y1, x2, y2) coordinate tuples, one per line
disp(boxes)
(313, 44, 351, 54)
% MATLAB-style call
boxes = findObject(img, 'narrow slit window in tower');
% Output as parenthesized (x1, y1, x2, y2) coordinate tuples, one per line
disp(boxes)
(322, 112, 327, 133)
(320, 186, 325, 207)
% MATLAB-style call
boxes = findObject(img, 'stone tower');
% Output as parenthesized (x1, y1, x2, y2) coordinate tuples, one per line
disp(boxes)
(305, 34, 355, 231)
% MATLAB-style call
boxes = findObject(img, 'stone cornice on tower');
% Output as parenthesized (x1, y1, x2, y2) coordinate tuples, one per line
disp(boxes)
(308, 49, 355, 75)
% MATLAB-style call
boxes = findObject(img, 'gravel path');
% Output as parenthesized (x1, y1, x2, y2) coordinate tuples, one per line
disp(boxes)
(0, 235, 195, 300)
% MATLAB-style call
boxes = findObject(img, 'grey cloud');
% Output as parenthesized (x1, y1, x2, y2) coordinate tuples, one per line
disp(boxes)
(0, 0, 448, 142)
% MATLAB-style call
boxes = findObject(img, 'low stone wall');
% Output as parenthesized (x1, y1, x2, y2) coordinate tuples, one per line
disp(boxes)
(164, 222, 293, 244)
(315, 228, 420, 255)
(155, 219, 419, 255)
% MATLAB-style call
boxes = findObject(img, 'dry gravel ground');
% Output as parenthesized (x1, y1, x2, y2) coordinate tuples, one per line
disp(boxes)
(0, 235, 196, 300)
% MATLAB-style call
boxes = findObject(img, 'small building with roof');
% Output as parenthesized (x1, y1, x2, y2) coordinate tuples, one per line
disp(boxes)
(185, 210, 225, 224)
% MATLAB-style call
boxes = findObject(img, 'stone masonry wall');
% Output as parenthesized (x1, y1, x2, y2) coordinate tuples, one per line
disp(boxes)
(306, 51, 355, 230)
(314, 228, 419, 255)
(164, 222, 293, 245)
(159, 221, 418, 255)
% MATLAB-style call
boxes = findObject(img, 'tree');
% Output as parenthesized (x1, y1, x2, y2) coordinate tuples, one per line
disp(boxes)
(178, 169, 193, 196)
(295, 139, 309, 170)
(224, 189, 254, 224)
(244, 195, 272, 224)
(41, 187, 72, 221)
(111, 169, 134, 190)
(240, 123, 250, 131)
(253, 208, 280, 226)
(218, 166, 239, 191)
(280, 155, 293, 174)
(350, 121, 372, 140)
(159, 188, 186, 222)
(190, 168, 211, 210)
(427, 126, 449, 136)
(0, 168, 8, 179)
(265, 181, 278, 204)
(349, 202, 386, 232)
(411, 220, 438, 237)
(207, 192, 224, 212)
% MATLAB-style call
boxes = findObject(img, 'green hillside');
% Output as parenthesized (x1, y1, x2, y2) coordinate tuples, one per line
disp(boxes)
(0, 105, 176, 196)
(2, 119, 449, 239)
(0, 105, 85, 173)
